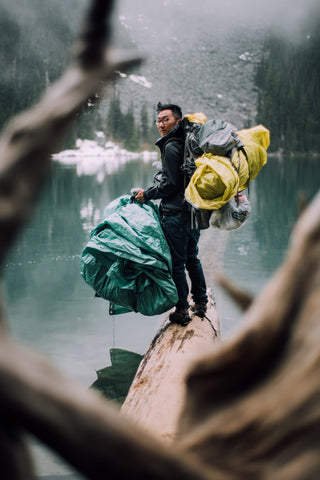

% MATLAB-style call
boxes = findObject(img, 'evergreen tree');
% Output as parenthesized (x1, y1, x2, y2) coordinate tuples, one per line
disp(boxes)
(123, 103, 139, 151)
(107, 93, 123, 142)
(140, 103, 149, 145)
(255, 6, 320, 154)
(0, 0, 94, 147)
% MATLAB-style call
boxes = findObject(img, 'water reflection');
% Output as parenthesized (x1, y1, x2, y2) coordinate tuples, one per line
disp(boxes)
(1, 157, 163, 387)
(254, 155, 319, 263)
(1, 154, 319, 387)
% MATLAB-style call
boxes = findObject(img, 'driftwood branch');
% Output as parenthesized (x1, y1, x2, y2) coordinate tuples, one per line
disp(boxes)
(216, 270, 254, 311)
(0, 190, 319, 480)
(177, 191, 320, 479)
(0, 0, 141, 264)
(0, 333, 215, 480)
(1, 0, 320, 478)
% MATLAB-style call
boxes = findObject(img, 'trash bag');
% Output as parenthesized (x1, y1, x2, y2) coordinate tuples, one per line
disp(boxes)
(80, 195, 178, 316)
(210, 193, 251, 230)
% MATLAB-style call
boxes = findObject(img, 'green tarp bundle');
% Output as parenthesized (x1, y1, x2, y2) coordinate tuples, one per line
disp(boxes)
(91, 348, 143, 405)
(80, 195, 178, 315)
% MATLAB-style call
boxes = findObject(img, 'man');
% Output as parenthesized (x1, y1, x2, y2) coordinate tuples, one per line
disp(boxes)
(135, 102, 207, 326)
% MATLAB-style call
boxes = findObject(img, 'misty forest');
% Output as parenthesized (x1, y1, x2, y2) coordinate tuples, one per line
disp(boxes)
(1, 0, 320, 480)
(1, 0, 320, 153)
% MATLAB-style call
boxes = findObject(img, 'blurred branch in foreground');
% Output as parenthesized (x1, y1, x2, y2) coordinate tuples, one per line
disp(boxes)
(0, 0, 320, 479)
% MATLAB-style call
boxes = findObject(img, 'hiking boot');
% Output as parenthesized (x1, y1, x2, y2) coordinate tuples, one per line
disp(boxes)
(169, 308, 191, 326)
(190, 302, 207, 318)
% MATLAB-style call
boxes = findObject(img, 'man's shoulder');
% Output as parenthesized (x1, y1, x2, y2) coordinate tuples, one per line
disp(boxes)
(163, 125, 185, 149)
(164, 135, 184, 147)
(162, 137, 184, 158)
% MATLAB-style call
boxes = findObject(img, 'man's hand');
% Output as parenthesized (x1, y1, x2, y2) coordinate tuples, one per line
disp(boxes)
(135, 188, 145, 204)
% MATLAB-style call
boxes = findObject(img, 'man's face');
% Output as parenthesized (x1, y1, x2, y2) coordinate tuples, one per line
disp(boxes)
(156, 109, 181, 137)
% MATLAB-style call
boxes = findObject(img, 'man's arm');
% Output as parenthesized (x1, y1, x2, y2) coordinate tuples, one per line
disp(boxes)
(135, 188, 145, 203)
(138, 142, 183, 203)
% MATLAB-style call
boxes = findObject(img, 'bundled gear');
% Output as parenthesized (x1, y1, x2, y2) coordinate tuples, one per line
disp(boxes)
(181, 113, 269, 230)
(189, 117, 245, 159)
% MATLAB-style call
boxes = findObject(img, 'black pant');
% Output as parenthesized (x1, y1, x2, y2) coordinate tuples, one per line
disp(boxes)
(161, 211, 207, 310)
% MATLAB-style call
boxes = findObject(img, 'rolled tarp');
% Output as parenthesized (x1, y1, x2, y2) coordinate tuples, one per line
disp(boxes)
(80, 195, 178, 316)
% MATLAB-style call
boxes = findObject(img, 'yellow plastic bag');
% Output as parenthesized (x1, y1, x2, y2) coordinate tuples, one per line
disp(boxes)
(184, 112, 207, 124)
(234, 124, 270, 190)
(185, 154, 239, 210)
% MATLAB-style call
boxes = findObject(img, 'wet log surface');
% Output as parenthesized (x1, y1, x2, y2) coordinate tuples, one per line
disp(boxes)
(121, 292, 219, 442)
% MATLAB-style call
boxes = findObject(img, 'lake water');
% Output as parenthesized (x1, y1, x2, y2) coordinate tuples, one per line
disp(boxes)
(2, 153, 320, 383)
(1, 152, 319, 477)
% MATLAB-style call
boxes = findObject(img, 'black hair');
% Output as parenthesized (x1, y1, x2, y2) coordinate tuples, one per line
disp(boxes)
(156, 102, 182, 119)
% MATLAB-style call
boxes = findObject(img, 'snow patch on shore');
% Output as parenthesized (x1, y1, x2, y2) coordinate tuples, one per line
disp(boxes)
(52, 137, 158, 181)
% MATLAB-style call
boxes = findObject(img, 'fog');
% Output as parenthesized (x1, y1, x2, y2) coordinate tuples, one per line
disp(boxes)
(0, 0, 319, 129)
(114, 0, 320, 48)
(1, 0, 318, 72)
(1, 0, 318, 62)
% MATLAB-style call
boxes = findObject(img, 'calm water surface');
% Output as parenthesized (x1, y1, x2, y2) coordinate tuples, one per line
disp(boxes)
(2, 155, 319, 387)
(1, 153, 319, 478)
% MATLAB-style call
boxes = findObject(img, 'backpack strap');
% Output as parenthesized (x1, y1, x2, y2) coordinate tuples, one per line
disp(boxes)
(239, 146, 250, 195)
(181, 129, 197, 189)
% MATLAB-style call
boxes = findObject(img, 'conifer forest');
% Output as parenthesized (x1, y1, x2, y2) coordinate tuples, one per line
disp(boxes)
(0, 0, 319, 154)
(255, 7, 320, 154)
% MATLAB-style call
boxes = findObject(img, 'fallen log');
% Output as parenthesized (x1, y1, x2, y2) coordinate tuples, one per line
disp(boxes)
(121, 291, 219, 442)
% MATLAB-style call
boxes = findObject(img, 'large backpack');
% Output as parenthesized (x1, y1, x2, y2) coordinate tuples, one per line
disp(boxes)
(181, 114, 249, 230)
(197, 118, 244, 157)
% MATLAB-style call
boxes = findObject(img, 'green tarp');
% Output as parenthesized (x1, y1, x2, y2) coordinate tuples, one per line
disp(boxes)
(80, 195, 178, 315)
(91, 348, 143, 405)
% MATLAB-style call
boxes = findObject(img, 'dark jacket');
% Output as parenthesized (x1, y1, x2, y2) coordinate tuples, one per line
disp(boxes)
(143, 122, 185, 214)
